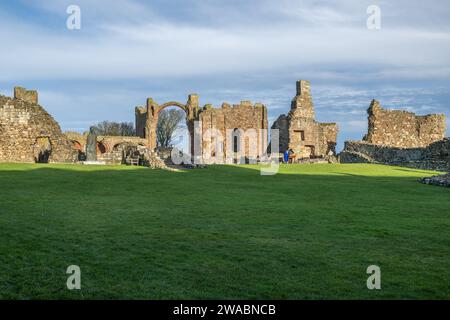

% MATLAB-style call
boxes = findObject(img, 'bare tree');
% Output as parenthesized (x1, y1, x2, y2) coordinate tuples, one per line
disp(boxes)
(90, 121, 135, 136)
(157, 109, 185, 148)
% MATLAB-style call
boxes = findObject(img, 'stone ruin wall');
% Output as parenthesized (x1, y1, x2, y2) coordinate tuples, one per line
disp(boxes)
(14, 87, 38, 105)
(0, 87, 77, 163)
(6, 82, 446, 169)
(364, 100, 446, 148)
(135, 106, 147, 138)
(272, 80, 338, 159)
(340, 139, 450, 172)
(317, 123, 339, 156)
(341, 100, 448, 171)
(135, 95, 268, 162)
(287, 118, 338, 158)
(199, 101, 268, 161)
(64, 131, 148, 164)
(271, 114, 290, 153)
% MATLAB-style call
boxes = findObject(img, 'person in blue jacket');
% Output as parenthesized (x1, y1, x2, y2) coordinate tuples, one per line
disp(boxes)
(283, 149, 290, 163)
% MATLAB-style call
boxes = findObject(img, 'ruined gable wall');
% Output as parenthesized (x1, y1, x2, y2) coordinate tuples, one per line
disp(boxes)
(199, 101, 268, 160)
(291, 80, 315, 119)
(285, 80, 339, 158)
(0, 93, 77, 163)
(364, 100, 446, 148)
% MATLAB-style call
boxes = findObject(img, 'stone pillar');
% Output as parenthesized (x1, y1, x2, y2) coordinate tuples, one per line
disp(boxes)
(187, 94, 199, 110)
(186, 94, 200, 157)
(145, 98, 158, 150)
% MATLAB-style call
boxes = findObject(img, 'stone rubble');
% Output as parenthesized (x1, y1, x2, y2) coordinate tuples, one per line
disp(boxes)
(419, 174, 450, 187)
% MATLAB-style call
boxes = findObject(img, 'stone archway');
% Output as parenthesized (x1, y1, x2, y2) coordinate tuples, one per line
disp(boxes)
(70, 140, 83, 151)
(97, 142, 107, 154)
(145, 95, 199, 155)
(34, 137, 52, 163)
(70, 140, 85, 161)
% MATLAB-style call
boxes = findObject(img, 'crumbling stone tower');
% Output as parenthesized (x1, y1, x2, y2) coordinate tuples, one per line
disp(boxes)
(0, 87, 77, 163)
(272, 80, 338, 159)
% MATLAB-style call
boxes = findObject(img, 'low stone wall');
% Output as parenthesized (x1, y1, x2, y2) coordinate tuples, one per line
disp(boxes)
(97, 150, 124, 165)
(340, 139, 450, 171)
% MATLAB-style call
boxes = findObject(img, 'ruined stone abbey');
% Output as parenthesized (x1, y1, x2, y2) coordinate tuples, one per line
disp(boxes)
(0, 81, 448, 171)
(135, 94, 268, 162)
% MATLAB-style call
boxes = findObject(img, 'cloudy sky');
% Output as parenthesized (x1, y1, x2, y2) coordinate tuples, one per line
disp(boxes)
(1, 0, 449, 150)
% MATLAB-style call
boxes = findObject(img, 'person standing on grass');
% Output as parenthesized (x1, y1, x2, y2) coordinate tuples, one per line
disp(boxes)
(284, 149, 290, 163)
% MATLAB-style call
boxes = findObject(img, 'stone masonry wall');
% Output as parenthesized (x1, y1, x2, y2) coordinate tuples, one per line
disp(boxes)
(14, 87, 38, 105)
(272, 80, 338, 158)
(135, 106, 147, 138)
(340, 139, 450, 171)
(0, 88, 77, 163)
(364, 100, 446, 148)
(136, 94, 268, 162)
(271, 114, 290, 153)
(199, 101, 268, 161)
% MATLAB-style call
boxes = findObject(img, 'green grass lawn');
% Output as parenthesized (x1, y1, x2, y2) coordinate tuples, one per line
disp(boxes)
(0, 163, 449, 299)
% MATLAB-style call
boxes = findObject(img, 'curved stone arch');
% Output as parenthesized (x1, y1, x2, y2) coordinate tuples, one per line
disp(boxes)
(70, 140, 83, 151)
(34, 136, 52, 163)
(146, 95, 199, 151)
(157, 101, 188, 114)
(150, 101, 190, 150)
(112, 141, 135, 151)
(97, 141, 108, 154)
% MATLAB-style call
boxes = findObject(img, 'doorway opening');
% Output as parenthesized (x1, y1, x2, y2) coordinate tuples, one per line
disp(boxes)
(34, 137, 52, 163)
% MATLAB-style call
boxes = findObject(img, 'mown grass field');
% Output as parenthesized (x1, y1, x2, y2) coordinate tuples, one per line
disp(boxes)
(0, 163, 449, 299)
